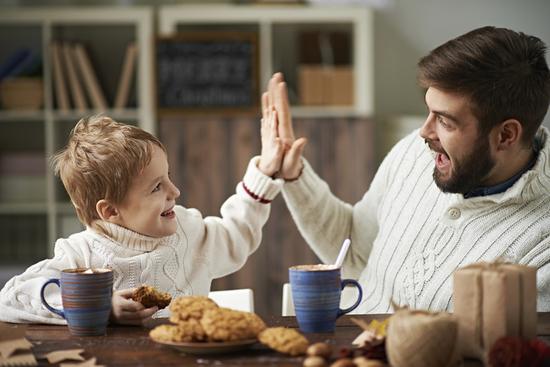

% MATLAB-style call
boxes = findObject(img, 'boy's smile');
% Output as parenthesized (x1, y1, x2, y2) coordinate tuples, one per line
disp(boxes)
(110, 145, 181, 237)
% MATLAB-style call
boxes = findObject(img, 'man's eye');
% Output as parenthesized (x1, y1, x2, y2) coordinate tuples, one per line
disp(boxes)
(437, 115, 448, 127)
(152, 183, 161, 193)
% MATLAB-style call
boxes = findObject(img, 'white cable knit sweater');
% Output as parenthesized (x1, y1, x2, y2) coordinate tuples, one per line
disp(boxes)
(0, 157, 282, 324)
(283, 128, 550, 313)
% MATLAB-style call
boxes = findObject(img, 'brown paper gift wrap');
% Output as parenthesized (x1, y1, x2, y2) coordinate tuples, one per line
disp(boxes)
(453, 262, 537, 360)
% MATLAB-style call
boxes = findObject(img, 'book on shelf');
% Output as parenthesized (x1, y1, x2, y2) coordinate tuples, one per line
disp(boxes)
(73, 43, 108, 111)
(0, 49, 40, 82)
(50, 42, 70, 112)
(114, 42, 138, 110)
(61, 42, 87, 112)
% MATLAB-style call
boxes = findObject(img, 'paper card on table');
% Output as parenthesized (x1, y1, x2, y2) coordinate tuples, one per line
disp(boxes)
(60, 357, 104, 367)
(352, 329, 378, 346)
(0, 339, 33, 359)
(45, 349, 84, 364)
(0, 352, 37, 367)
(0, 323, 32, 359)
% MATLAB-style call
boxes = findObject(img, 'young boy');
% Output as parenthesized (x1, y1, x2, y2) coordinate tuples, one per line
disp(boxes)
(0, 114, 285, 325)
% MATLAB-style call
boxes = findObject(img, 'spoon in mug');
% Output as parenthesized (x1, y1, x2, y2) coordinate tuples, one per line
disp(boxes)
(334, 238, 351, 269)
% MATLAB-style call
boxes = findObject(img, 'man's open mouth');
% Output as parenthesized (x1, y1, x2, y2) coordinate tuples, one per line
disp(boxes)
(435, 152, 451, 168)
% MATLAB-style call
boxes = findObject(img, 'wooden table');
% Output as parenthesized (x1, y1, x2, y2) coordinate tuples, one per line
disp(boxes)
(12, 313, 550, 366)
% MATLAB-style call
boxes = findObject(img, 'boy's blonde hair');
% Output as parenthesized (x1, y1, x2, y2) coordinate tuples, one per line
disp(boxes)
(52, 116, 165, 227)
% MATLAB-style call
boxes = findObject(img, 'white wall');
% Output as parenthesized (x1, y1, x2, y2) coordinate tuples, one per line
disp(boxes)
(373, 0, 550, 130)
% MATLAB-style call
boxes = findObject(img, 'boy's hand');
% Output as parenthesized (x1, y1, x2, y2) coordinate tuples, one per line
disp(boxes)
(111, 288, 158, 326)
(263, 73, 307, 180)
(258, 106, 285, 177)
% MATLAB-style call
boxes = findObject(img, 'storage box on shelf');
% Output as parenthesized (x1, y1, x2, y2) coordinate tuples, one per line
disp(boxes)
(0, 7, 154, 262)
(158, 4, 373, 118)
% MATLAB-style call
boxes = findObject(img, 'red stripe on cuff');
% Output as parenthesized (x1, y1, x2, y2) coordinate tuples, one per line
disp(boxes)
(242, 182, 272, 204)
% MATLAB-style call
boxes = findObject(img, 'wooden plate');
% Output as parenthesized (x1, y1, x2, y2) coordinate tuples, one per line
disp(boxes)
(152, 338, 258, 355)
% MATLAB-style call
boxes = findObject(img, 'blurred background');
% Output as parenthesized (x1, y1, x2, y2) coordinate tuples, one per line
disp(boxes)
(0, 0, 549, 318)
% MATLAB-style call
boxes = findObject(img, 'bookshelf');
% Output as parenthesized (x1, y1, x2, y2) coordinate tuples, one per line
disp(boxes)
(0, 7, 154, 264)
(158, 4, 374, 118)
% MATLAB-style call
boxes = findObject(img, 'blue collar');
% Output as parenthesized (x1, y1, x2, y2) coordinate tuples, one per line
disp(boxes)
(464, 153, 538, 199)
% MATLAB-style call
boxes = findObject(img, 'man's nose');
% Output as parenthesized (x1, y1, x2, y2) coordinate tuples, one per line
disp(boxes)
(419, 113, 437, 141)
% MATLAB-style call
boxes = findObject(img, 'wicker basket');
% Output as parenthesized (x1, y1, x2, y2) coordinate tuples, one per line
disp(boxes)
(0, 77, 44, 110)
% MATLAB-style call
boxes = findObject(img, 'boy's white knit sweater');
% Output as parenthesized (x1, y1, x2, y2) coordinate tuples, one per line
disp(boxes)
(0, 157, 282, 324)
(283, 127, 550, 313)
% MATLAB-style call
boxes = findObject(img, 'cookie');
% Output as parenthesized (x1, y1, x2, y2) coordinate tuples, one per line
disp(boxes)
(200, 307, 266, 342)
(132, 285, 172, 309)
(169, 295, 219, 324)
(149, 318, 206, 342)
(258, 327, 309, 356)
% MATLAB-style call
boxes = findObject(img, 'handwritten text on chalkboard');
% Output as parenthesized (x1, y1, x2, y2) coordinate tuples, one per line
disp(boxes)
(156, 34, 258, 109)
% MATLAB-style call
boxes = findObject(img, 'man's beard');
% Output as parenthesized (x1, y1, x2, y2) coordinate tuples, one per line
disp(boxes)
(427, 134, 496, 194)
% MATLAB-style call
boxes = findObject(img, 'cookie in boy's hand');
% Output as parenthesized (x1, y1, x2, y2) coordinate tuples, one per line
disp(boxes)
(131, 285, 172, 309)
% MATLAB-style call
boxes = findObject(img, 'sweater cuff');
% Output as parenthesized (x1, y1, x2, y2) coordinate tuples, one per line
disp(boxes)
(282, 158, 325, 207)
(241, 156, 284, 204)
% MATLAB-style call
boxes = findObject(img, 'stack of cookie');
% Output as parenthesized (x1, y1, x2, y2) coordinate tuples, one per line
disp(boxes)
(149, 296, 266, 343)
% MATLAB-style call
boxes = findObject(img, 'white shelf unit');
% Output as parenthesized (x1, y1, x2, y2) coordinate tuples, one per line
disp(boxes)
(158, 4, 374, 118)
(0, 7, 154, 261)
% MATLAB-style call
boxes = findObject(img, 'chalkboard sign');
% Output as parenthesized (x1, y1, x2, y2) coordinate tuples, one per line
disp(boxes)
(156, 32, 258, 113)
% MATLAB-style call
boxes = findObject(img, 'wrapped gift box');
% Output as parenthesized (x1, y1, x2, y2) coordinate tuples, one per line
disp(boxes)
(453, 262, 537, 361)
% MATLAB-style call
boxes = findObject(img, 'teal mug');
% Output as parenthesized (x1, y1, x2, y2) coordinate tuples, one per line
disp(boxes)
(289, 264, 362, 333)
(40, 268, 113, 336)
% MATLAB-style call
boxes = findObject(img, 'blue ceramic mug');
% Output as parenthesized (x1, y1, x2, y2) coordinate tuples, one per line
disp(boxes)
(289, 264, 362, 333)
(40, 268, 113, 336)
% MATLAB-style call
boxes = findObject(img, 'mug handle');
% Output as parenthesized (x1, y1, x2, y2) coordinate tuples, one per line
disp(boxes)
(337, 279, 363, 318)
(40, 278, 65, 318)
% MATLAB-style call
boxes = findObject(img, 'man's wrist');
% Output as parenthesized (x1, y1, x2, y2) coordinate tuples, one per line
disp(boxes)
(284, 162, 304, 182)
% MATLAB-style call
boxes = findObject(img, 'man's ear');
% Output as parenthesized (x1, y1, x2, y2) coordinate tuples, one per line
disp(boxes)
(495, 119, 522, 151)
(96, 199, 119, 221)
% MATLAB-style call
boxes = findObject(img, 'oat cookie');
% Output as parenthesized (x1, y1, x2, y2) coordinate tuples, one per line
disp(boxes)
(258, 327, 309, 356)
(169, 296, 218, 324)
(149, 318, 206, 342)
(200, 307, 266, 342)
(132, 285, 172, 309)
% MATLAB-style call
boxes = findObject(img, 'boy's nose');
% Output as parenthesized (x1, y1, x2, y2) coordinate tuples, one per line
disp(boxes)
(169, 181, 180, 199)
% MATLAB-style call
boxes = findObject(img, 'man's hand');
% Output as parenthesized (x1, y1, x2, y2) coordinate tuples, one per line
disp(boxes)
(111, 288, 158, 326)
(258, 107, 285, 177)
(263, 73, 307, 180)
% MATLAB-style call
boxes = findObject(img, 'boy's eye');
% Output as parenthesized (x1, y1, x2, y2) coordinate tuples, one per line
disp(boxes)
(152, 183, 161, 193)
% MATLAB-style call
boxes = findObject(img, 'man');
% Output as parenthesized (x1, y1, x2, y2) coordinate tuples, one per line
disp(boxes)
(263, 26, 550, 312)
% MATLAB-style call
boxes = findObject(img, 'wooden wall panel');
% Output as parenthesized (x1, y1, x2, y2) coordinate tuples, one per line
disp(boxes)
(159, 116, 376, 318)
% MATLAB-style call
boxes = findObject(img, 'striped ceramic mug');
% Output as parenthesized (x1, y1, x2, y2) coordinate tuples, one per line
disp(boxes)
(40, 268, 113, 336)
(289, 264, 362, 333)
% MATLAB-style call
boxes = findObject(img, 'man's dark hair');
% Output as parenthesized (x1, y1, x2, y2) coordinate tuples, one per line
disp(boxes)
(418, 26, 550, 145)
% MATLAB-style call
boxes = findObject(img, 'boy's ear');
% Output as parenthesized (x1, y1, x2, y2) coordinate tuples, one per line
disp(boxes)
(96, 199, 119, 221)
